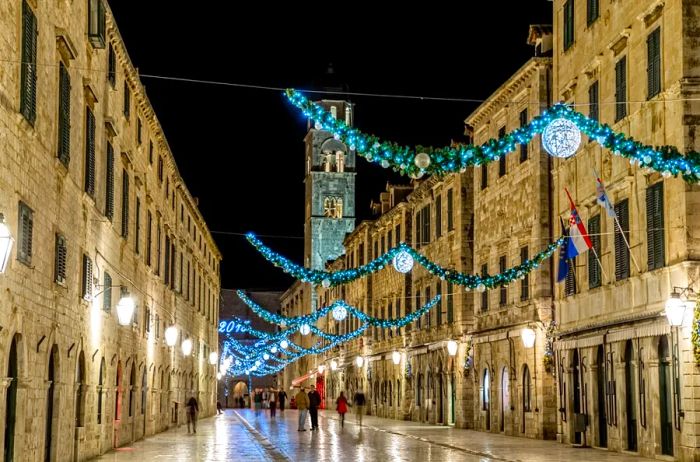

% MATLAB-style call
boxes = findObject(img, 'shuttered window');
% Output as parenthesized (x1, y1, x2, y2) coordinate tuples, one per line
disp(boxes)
(646, 183, 665, 270)
(121, 169, 129, 238)
(103, 272, 112, 311)
(563, 0, 575, 50)
(447, 189, 454, 231)
(589, 81, 599, 122)
(156, 217, 161, 275)
(87, 0, 106, 48)
(647, 27, 661, 99)
(17, 201, 33, 265)
(481, 164, 488, 189)
(435, 195, 442, 238)
(499, 256, 507, 306)
(135, 197, 141, 254)
(519, 110, 528, 162)
(148, 141, 154, 164)
(81, 254, 93, 300)
(422, 205, 431, 245)
(164, 236, 171, 285)
(565, 256, 576, 296)
(498, 126, 507, 176)
(123, 82, 130, 118)
(57, 63, 71, 166)
(146, 211, 152, 266)
(521, 246, 529, 300)
(588, 214, 602, 289)
(54, 234, 67, 285)
(481, 264, 489, 311)
(615, 57, 627, 121)
(587, 0, 599, 25)
(614, 200, 630, 280)
(108, 43, 116, 87)
(20, 1, 38, 124)
(105, 142, 114, 220)
(158, 156, 164, 182)
(84, 108, 96, 196)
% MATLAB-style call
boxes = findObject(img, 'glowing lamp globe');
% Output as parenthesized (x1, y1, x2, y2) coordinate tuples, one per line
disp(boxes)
(331, 360, 338, 371)
(216, 372, 222, 380)
(665, 293, 687, 327)
(393, 251, 414, 274)
(164, 326, 178, 347)
(318, 365, 326, 374)
(542, 118, 581, 158)
(299, 324, 311, 336)
(116, 295, 136, 326)
(280, 340, 289, 350)
(392, 351, 401, 365)
(251, 365, 257, 372)
(414, 152, 431, 169)
(255, 360, 261, 367)
(0, 214, 14, 274)
(181, 338, 193, 356)
(270, 346, 278, 354)
(355, 356, 364, 368)
(447, 340, 458, 356)
(521, 328, 536, 349)
(332, 304, 348, 322)
(235, 360, 241, 366)
(209, 351, 218, 365)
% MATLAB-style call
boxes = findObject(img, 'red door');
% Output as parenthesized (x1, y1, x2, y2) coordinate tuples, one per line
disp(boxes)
(316, 374, 325, 410)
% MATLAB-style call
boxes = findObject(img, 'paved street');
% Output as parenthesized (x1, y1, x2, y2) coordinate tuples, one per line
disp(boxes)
(92, 408, 657, 462)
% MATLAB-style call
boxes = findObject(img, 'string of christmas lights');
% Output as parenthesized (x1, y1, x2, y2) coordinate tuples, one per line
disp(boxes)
(285, 89, 700, 183)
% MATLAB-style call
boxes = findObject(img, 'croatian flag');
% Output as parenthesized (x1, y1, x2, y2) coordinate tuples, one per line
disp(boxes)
(565, 188, 593, 258)
(595, 177, 616, 218)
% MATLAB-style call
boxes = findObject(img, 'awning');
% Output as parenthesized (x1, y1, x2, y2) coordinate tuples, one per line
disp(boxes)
(291, 371, 315, 387)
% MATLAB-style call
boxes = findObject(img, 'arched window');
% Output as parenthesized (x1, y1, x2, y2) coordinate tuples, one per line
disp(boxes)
(335, 151, 345, 172)
(97, 358, 105, 424)
(523, 365, 531, 413)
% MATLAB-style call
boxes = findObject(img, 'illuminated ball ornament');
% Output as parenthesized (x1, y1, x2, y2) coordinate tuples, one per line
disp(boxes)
(321, 278, 331, 289)
(299, 324, 311, 336)
(263, 353, 270, 361)
(414, 152, 431, 169)
(476, 283, 486, 293)
(270, 346, 278, 354)
(332, 304, 348, 322)
(542, 118, 581, 158)
(280, 340, 289, 349)
(393, 251, 414, 274)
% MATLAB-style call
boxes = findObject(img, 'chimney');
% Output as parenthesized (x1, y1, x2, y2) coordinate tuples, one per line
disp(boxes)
(527, 24, 553, 57)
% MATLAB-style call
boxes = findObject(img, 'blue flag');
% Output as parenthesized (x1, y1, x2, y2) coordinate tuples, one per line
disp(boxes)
(557, 218, 570, 283)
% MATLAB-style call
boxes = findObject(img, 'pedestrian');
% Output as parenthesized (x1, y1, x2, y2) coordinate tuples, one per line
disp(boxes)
(336, 391, 349, 428)
(278, 389, 288, 413)
(254, 389, 263, 414)
(352, 390, 366, 427)
(186, 396, 199, 433)
(269, 388, 277, 417)
(216, 400, 223, 415)
(262, 388, 269, 410)
(308, 385, 321, 431)
(295, 387, 310, 431)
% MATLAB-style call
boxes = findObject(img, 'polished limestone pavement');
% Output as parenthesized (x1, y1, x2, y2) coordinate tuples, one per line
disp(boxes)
(92, 408, 655, 461)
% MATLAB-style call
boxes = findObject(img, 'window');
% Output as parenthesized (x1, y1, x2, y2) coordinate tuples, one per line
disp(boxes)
(123, 82, 130, 119)
(447, 282, 454, 323)
(447, 189, 454, 231)
(323, 197, 343, 219)
(85, 108, 96, 196)
(481, 164, 488, 189)
(615, 57, 627, 121)
(103, 272, 112, 311)
(121, 169, 129, 238)
(164, 236, 171, 286)
(588, 215, 602, 288)
(498, 126, 507, 176)
(148, 141, 154, 164)
(436, 194, 442, 238)
(563, 0, 575, 50)
(135, 198, 141, 254)
(523, 365, 532, 412)
(614, 199, 630, 280)
(647, 27, 661, 99)
(108, 43, 116, 87)
(499, 256, 507, 306)
(565, 256, 577, 296)
(156, 218, 161, 275)
(481, 264, 488, 311)
(17, 201, 33, 265)
(646, 183, 665, 270)
(54, 234, 67, 285)
(521, 247, 529, 300)
(137, 118, 142, 144)
(519, 110, 528, 162)
(482, 369, 490, 410)
(81, 254, 93, 300)
(421, 205, 431, 245)
(88, 0, 106, 48)
(158, 156, 164, 182)
(587, 0, 599, 25)
(436, 282, 443, 325)
(20, 0, 38, 124)
(105, 142, 114, 220)
(589, 81, 599, 122)
(57, 63, 71, 166)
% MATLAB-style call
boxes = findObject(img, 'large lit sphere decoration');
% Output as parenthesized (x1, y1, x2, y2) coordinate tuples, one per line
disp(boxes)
(270, 346, 278, 354)
(332, 304, 348, 322)
(116, 295, 136, 326)
(542, 118, 581, 158)
(393, 251, 414, 274)
(321, 278, 331, 288)
(476, 283, 486, 293)
(263, 353, 270, 360)
(280, 340, 289, 349)
(164, 326, 178, 347)
(414, 152, 431, 169)
(299, 324, 311, 336)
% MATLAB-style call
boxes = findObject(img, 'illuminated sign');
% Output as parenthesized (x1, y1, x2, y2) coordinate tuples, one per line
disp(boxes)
(218, 320, 246, 334)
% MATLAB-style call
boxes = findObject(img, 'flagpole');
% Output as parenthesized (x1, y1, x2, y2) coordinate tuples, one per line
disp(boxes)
(564, 187, 609, 284)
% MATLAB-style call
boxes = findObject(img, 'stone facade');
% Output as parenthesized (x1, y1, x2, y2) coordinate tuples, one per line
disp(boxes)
(0, 1, 221, 461)
(552, 0, 700, 460)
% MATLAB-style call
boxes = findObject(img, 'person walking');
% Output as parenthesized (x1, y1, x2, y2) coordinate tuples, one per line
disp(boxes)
(336, 391, 349, 428)
(295, 387, 310, 431)
(352, 390, 366, 427)
(269, 388, 277, 417)
(186, 396, 199, 433)
(254, 389, 263, 414)
(262, 388, 269, 410)
(278, 389, 288, 413)
(308, 385, 321, 431)
(216, 400, 223, 415)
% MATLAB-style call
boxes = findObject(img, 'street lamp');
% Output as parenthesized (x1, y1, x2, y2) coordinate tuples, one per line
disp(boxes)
(115, 294, 135, 326)
(355, 356, 364, 368)
(280, 340, 289, 350)
(164, 326, 178, 347)
(209, 351, 218, 365)
(331, 360, 338, 371)
(318, 364, 326, 374)
(216, 372, 222, 380)
(447, 340, 458, 356)
(665, 286, 696, 430)
(181, 338, 193, 356)
(0, 214, 14, 274)
(392, 351, 401, 365)
(521, 328, 536, 349)
(665, 291, 687, 327)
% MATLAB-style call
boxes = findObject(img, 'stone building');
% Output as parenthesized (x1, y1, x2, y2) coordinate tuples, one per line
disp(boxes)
(552, 0, 700, 459)
(0, 1, 221, 461)
(466, 47, 557, 439)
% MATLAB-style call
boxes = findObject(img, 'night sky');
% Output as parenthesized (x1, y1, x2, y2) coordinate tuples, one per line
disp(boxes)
(109, 4, 553, 291)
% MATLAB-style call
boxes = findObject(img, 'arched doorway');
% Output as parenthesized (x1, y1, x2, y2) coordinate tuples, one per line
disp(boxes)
(75, 352, 85, 428)
(233, 381, 248, 407)
(596, 346, 607, 447)
(437, 374, 444, 424)
(658, 336, 673, 456)
(115, 361, 123, 421)
(500, 367, 509, 432)
(45, 345, 59, 462)
(129, 364, 136, 418)
(522, 364, 531, 433)
(483, 368, 490, 431)
(450, 374, 455, 426)
(624, 340, 637, 451)
(572, 350, 581, 444)
(4, 336, 18, 462)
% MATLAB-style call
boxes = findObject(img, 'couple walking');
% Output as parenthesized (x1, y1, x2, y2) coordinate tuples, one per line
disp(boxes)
(295, 385, 321, 431)
(336, 390, 365, 428)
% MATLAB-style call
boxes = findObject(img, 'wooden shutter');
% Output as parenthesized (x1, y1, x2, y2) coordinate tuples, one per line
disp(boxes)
(519, 110, 528, 162)
(124, 82, 130, 118)
(146, 211, 152, 266)
(121, 169, 129, 237)
(18, 202, 33, 264)
(108, 43, 116, 86)
(135, 197, 141, 254)
(85, 108, 96, 196)
(615, 57, 627, 121)
(103, 272, 112, 311)
(447, 189, 454, 230)
(436, 195, 442, 238)
(82, 255, 93, 300)
(589, 81, 599, 122)
(647, 28, 661, 99)
(587, 0, 599, 25)
(54, 234, 67, 284)
(564, 0, 574, 50)
(164, 236, 171, 285)
(521, 246, 529, 300)
(58, 64, 71, 166)
(565, 256, 576, 296)
(105, 142, 114, 220)
(499, 256, 507, 305)
(20, 1, 38, 124)
(588, 215, 602, 288)
(614, 200, 630, 280)
(646, 183, 665, 270)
